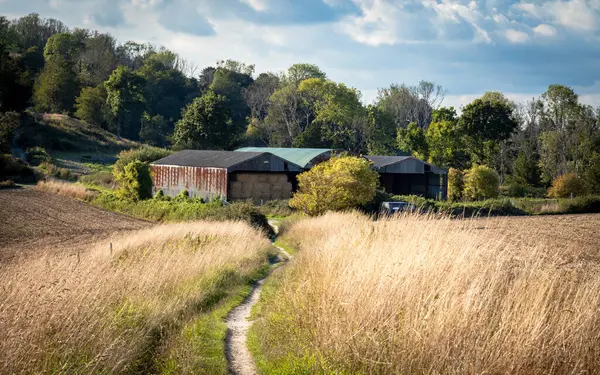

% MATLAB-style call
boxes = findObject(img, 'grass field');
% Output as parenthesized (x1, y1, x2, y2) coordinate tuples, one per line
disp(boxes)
(250, 212, 600, 375)
(0, 188, 274, 374)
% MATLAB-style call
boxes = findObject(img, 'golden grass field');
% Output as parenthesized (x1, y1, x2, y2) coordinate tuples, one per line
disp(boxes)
(252, 212, 600, 375)
(0, 210, 271, 374)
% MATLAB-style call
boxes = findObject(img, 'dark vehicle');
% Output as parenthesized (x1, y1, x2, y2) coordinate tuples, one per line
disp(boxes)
(380, 201, 417, 216)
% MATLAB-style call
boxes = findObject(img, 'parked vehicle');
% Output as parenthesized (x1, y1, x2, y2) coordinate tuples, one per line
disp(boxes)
(380, 201, 417, 216)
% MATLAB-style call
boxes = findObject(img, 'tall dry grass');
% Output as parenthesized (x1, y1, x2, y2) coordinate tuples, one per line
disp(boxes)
(253, 212, 600, 374)
(36, 179, 91, 200)
(0, 221, 270, 374)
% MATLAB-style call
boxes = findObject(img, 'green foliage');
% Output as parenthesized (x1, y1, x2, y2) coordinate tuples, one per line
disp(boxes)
(426, 119, 466, 169)
(397, 122, 428, 160)
(139, 112, 168, 147)
(25, 146, 51, 166)
(285, 63, 327, 85)
(173, 90, 234, 150)
(513, 150, 541, 187)
(501, 181, 547, 198)
(458, 96, 518, 165)
(33, 54, 79, 113)
(79, 171, 114, 189)
(0, 111, 20, 153)
(547, 173, 588, 198)
(448, 168, 464, 202)
(558, 195, 600, 214)
(113, 146, 171, 175)
(290, 156, 379, 216)
(75, 85, 110, 128)
(463, 165, 500, 201)
(0, 153, 36, 182)
(104, 66, 146, 139)
(115, 160, 152, 201)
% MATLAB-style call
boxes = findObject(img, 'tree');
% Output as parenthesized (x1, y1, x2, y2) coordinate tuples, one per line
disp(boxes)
(284, 63, 326, 85)
(0, 111, 20, 153)
(365, 104, 396, 155)
(458, 96, 518, 166)
(463, 165, 500, 201)
(376, 81, 445, 129)
(210, 61, 254, 134)
(139, 113, 168, 146)
(512, 150, 541, 187)
(290, 156, 379, 216)
(426, 107, 467, 169)
(173, 90, 234, 150)
(104, 66, 146, 139)
(397, 122, 428, 160)
(75, 85, 109, 128)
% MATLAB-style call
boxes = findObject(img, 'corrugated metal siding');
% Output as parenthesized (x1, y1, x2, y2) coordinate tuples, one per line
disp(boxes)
(381, 158, 425, 174)
(228, 153, 303, 173)
(151, 165, 228, 200)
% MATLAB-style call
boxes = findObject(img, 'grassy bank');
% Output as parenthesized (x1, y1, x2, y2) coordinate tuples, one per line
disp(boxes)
(392, 194, 600, 216)
(249, 212, 600, 374)
(0, 221, 273, 374)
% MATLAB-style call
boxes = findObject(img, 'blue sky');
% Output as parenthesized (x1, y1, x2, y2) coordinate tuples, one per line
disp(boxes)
(2, 0, 600, 108)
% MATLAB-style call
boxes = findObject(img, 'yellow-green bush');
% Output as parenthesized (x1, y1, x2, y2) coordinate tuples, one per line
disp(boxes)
(448, 168, 464, 202)
(463, 165, 500, 201)
(290, 156, 379, 216)
(115, 160, 152, 201)
(547, 173, 588, 198)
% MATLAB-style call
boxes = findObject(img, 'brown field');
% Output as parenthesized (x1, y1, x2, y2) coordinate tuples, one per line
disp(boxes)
(0, 188, 149, 263)
(253, 212, 600, 375)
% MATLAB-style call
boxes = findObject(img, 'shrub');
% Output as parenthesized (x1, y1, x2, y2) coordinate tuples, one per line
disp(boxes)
(558, 195, 600, 214)
(115, 161, 152, 201)
(0, 111, 20, 154)
(463, 165, 500, 201)
(0, 179, 16, 189)
(447, 168, 464, 202)
(0, 154, 36, 182)
(290, 156, 379, 216)
(25, 147, 51, 166)
(548, 173, 588, 198)
(114, 146, 172, 176)
(80, 171, 114, 189)
(501, 181, 547, 198)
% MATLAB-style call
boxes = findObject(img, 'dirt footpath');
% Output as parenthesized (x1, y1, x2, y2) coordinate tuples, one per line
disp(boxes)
(0, 188, 150, 263)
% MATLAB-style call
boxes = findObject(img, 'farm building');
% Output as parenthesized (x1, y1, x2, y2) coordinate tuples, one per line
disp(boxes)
(366, 155, 448, 200)
(150, 150, 303, 203)
(236, 147, 337, 169)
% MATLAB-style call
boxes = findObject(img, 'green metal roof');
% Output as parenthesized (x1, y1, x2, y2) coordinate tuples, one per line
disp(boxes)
(236, 147, 334, 168)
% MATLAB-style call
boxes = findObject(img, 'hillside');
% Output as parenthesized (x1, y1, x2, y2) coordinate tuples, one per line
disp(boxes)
(15, 113, 140, 175)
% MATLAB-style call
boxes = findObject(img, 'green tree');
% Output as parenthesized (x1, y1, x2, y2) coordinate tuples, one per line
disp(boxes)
(463, 165, 500, 201)
(512, 150, 541, 187)
(285, 63, 327, 85)
(397, 122, 428, 160)
(447, 168, 464, 202)
(426, 116, 467, 169)
(458, 96, 518, 166)
(0, 111, 20, 153)
(139, 112, 168, 146)
(290, 156, 379, 216)
(104, 66, 146, 139)
(173, 90, 234, 150)
(115, 160, 152, 201)
(75, 85, 109, 128)
(365, 104, 396, 155)
(210, 60, 254, 134)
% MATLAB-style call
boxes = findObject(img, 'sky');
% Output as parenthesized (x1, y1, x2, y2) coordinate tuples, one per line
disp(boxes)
(2, 0, 600, 109)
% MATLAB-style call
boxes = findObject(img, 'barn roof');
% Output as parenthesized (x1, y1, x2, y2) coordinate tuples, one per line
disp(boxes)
(366, 155, 447, 175)
(236, 147, 335, 169)
(152, 150, 267, 169)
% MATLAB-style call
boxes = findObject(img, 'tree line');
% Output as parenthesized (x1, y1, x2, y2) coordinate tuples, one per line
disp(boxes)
(1, 13, 599, 195)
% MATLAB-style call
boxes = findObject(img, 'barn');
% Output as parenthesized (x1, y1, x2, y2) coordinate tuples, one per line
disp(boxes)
(366, 155, 448, 200)
(236, 147, 337, 169)
(150, 150, 303, 203)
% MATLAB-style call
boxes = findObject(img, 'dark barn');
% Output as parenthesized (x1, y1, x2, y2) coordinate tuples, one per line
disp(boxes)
(150, 150, 303, 203)
(366, 155, 448, 200)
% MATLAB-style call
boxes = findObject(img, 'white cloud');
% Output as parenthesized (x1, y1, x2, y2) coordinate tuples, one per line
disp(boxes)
(548, 0, 596, 31)
(515, 2, 540, 17)
(423, 0, 492, 43)
(533, 23, 557, 37)
(338, 0, 403, 46)
(505, 28, 530, 43)
(240, 0, 267, 12)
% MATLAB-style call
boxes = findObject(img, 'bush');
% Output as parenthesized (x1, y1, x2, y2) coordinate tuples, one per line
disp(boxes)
(447, 168, 464, 202)
(558, 195, 600, 214)
(0, 154, 36, 182)
(501, 181, 547, 198)
(290, 156, 379, 216)
(548, 173, 588, 198)
(79, 171, 114, 189)
(463, 165, 500, 201)
(113, 146, 172, 176)
(25, 147, 51, 166)
(0, 112, 21, 154)
(115, 161, 152, 201)
(0, 180, 16, 189)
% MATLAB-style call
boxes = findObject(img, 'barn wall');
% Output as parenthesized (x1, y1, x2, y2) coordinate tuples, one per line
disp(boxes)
(229, 154, 303, 173)
(381, 158, 425, 174)
(151, 165, 228, 200)
(229, 172, 293, 203)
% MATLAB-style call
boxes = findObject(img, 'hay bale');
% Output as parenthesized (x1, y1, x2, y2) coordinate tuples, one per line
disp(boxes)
(257, 174, 268, 183)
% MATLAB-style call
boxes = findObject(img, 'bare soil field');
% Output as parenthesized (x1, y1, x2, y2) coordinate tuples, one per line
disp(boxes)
(0, 188, 149, 263)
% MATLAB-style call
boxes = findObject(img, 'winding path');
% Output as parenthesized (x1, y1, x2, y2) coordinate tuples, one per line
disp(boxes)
(225, 222, 292, 375)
